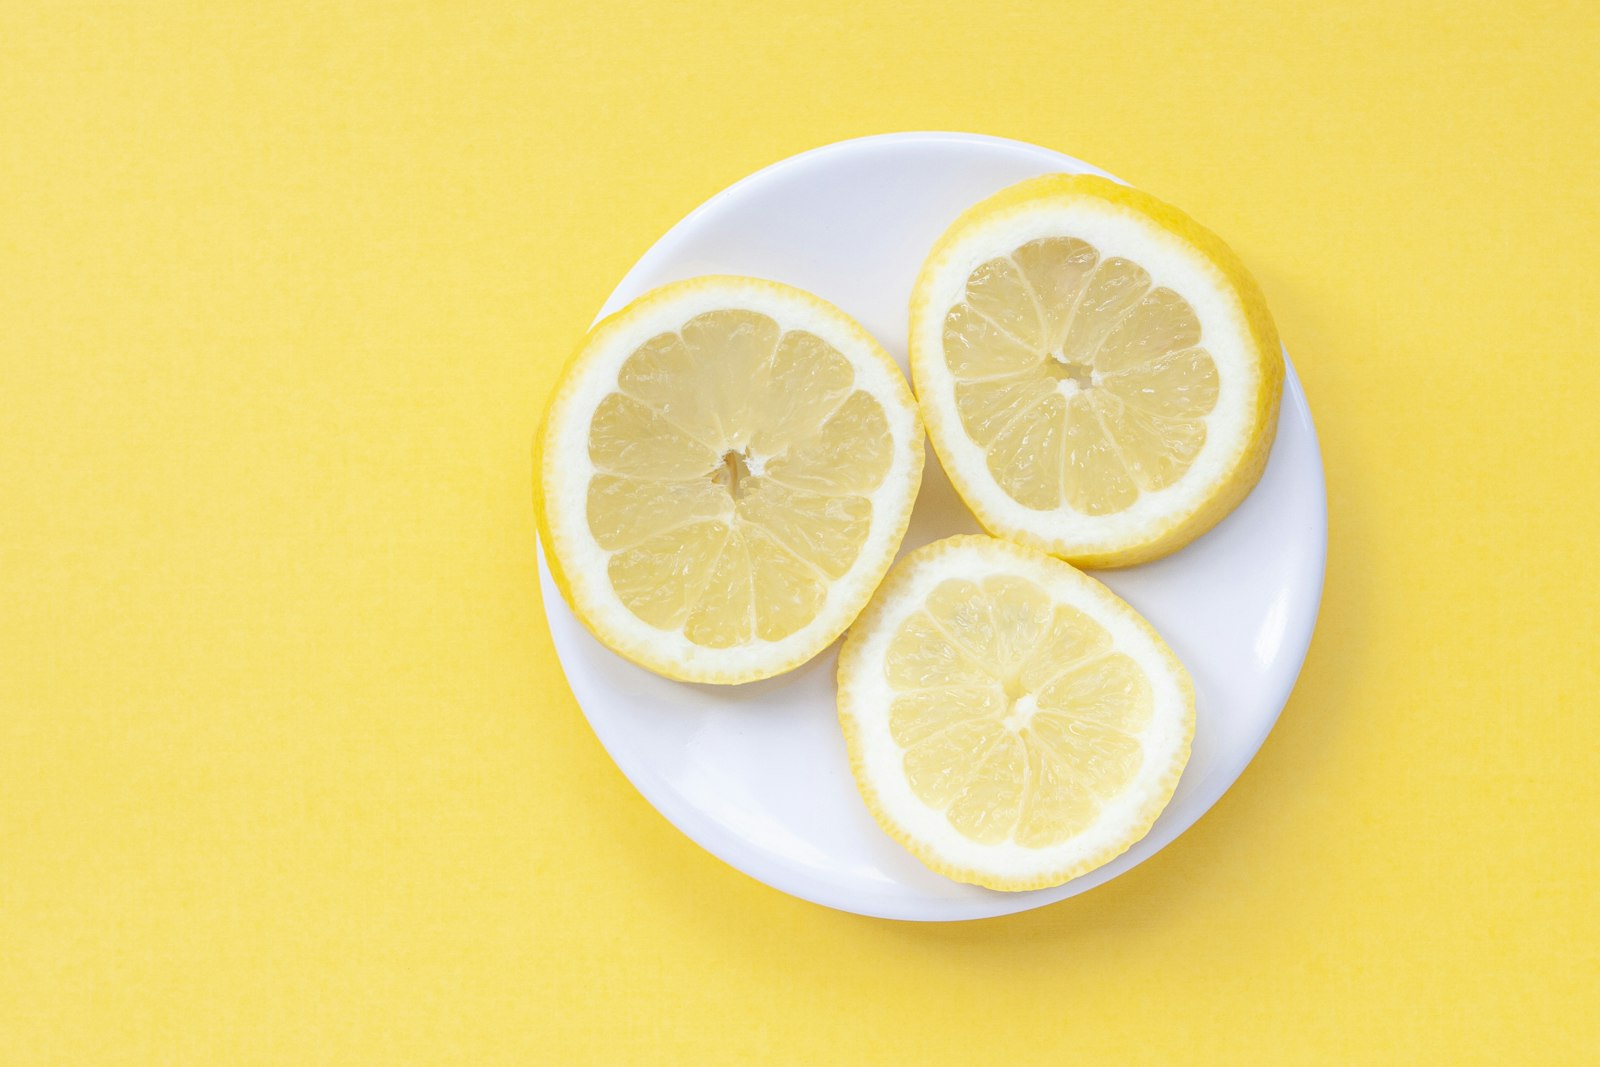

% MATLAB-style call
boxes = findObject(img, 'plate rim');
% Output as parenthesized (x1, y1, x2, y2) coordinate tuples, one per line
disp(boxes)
(538, 130, 1329, 921)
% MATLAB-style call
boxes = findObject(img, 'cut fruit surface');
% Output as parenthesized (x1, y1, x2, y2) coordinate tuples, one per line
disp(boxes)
(837, 535, 1193, 891)
(538, 276, 924, 684)
(910, 174, 1283, 567)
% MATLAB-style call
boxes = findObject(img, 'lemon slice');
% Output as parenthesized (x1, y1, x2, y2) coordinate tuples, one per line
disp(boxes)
(537, 276, 924, 684)
(910, 175, 1283, 567)
(837, 535, 1193, 891)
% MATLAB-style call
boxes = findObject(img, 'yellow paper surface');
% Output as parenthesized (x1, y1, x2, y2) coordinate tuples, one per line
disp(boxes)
(3, 2, 1597, 1062)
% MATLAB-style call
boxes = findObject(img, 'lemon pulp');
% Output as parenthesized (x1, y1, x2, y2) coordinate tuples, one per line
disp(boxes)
(585, 310, 892, 648)
(883, 573, 1152, 846)
(945, 240, 1220, 514)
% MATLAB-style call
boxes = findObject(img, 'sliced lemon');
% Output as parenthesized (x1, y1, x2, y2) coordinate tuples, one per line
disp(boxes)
(910, 174, 1283, 567)
(837, 535, 1193, 891)
(537, 276, 924, 684)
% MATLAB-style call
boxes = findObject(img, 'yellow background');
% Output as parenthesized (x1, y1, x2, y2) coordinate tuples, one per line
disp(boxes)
(3, 1, 1597, 1062)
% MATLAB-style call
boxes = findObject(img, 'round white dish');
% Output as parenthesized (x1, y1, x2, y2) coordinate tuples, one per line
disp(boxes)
(536, 132, 1327, 921)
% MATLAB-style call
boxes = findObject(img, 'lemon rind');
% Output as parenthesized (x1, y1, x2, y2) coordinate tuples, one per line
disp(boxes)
(837, 535, 1195, 892)
(537, 276, 924, 684)
(909, 175, 1283, 568)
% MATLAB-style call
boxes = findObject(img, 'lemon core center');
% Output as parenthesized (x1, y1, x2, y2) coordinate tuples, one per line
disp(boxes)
(711, 449, 753, 500)
(1044, 356, 1098, 390)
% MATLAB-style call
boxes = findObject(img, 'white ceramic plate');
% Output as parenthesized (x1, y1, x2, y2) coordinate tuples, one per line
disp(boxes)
(537, 132, 1326, 921)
